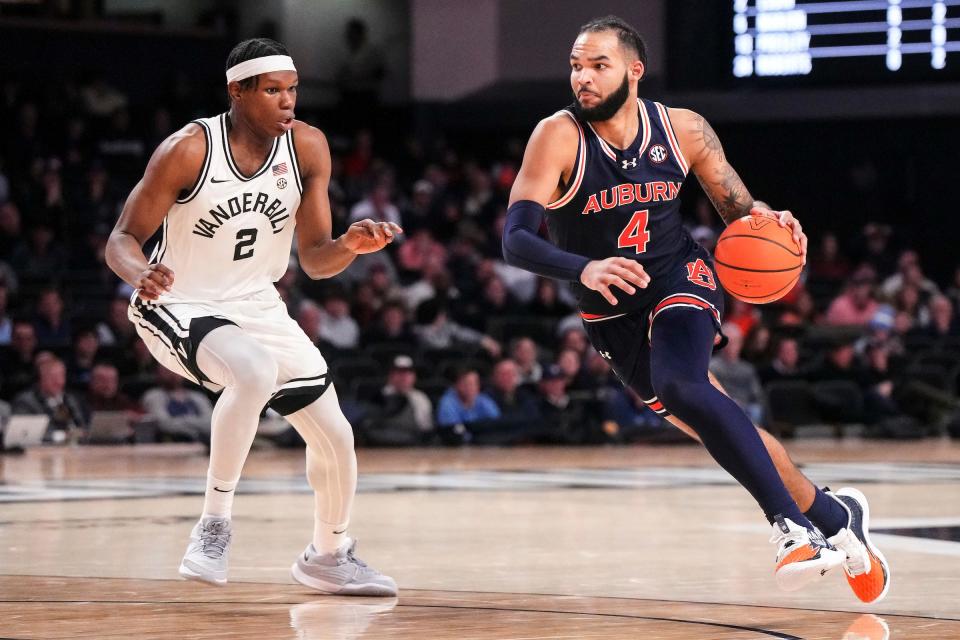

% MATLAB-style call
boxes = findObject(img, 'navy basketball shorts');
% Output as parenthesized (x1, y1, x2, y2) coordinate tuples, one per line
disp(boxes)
(581, 246, 725, 420)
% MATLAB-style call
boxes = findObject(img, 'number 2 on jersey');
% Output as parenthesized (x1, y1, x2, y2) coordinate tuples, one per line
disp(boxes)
(617, 210, 650, 254)
(233, 228, 258, 260)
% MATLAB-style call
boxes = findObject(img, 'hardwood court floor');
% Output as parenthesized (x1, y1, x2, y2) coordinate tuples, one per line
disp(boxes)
(1, 439, 959, 639)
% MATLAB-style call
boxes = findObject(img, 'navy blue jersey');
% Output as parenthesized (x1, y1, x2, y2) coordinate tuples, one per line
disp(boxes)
(545, 98, 695, 317)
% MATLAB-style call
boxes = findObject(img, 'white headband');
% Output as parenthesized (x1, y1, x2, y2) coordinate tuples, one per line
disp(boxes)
(226, 55, 297, 83)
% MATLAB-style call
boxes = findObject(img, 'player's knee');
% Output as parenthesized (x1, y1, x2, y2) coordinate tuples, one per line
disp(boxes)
(230, 352, 278, 396)
(651, 369, 705, 415)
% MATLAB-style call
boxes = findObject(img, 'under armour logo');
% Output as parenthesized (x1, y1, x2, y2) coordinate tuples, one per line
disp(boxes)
(621, 158, 638, 170)
(599, 350, 612, 360)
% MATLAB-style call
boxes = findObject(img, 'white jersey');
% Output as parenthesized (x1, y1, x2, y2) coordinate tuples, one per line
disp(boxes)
(149, 113, 303, 303)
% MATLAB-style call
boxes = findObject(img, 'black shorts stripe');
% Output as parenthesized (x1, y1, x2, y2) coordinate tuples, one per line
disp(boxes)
(131, 300, 205, 382)
(129, 307, 201, 384)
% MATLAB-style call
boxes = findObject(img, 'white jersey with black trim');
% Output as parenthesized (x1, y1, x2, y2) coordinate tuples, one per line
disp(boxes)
(148, 113, 303, 303)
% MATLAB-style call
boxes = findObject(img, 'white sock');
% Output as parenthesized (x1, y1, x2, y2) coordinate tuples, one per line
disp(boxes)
(314, 520, 349, 555)
(202, 474, 237, 519)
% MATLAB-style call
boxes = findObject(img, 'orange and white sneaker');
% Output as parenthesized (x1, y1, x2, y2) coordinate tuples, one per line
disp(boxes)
(771, 515, 845, 591)
(827, 487, 891, 604)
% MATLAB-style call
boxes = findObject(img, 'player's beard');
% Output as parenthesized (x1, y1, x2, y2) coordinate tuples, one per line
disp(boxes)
(573, 73, 631, 122)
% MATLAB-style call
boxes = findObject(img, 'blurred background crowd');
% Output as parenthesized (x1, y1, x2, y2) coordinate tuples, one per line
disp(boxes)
(2, 1, 960, 449)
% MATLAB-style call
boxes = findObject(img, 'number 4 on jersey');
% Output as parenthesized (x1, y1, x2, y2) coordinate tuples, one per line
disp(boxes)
(617, 210, 650, 254)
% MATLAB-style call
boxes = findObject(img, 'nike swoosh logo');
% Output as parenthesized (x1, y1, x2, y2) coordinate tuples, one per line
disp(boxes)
(213, 486, 233, 493)
(333, 528, 347, 535)
(210, 177, 230, 184)
(820, 568, 828, 576)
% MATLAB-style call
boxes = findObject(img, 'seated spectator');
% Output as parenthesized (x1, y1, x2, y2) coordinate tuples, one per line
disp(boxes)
(66, 327, 100, 390)
(556, 347, 593, 392)
(892, 283, 928, 327)
(97, 297, 137, 349)
(559, 327, 589, 356)
(435, 367, 501, 441)
(709, 323, 766, 425)
(457, 275, 520, 332)
(536, 364, 594, 444)
(318, 290, 360, 350)
(486, 358, 540, 427)
(807, 232, 852, 289)
(10, 221, 67, 288)
(528, 278, 571, 320)
(12, 356, 89, 444)
(87, 363, 138, 412)
(510, 336, 543, 385)
(807, 340, 865, 385)
(364, 300, 416, 346)
(364, 355, 434, 446)
(908, 294, 959, 339)
(1, 319, 39, 400)
(396, 228, 446, 279)
(741, 322, 772, 366)
(348, 181, 403, 231)
(860, 339, 904, 424)
(141, 366, 213, 442)
(824, 267, 879, 327)
(759, 337, 808, 384)
(117, 338, 158, 398)
(414, 298, 500, 357)
(32, 287, 72, 349)
(400, 179, 437, 233)
(880, 250, 940, 302)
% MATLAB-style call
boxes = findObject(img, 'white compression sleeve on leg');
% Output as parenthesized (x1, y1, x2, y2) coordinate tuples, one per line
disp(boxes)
(285, 384, 357, 554)
(194, 324, 279, 520)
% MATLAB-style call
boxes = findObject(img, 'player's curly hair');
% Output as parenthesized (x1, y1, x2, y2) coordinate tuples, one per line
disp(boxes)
(225, 37, 291, 90)
(579, 15, 647, 68)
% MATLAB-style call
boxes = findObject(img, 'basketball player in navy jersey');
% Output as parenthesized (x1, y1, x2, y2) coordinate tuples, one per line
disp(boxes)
(504, 17, 889, 601)
(106, 39, 398, 595)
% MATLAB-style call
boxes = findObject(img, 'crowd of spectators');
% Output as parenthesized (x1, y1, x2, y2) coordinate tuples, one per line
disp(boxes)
(1, 74, 959, 449)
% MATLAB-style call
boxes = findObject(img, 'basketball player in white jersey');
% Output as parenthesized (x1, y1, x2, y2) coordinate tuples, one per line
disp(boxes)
(106, 39, 398, 595)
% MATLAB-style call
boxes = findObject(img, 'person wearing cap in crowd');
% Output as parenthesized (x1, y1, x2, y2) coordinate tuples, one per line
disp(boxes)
(364, 354, 434, 446)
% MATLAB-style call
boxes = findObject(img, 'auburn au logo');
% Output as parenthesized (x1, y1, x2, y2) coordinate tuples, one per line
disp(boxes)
(686, 258, 717, 290)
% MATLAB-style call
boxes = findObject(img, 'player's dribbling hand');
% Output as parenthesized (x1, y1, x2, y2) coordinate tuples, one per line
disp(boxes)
(135, 263, 174, 301)
(341, 220, 404, 254)
(750, 206, 807, 265)
(580, 257, 650, 306)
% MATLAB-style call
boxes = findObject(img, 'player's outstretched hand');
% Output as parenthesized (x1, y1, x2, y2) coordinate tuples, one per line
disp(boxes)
(751, 206, 807, 265)
(341, 220, 404, 254)
(580, 257, 650, 306)
(135, 263, 174, 301)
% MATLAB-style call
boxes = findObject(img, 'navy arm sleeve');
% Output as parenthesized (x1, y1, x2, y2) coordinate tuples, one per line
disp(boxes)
(502, 200, 591, 282)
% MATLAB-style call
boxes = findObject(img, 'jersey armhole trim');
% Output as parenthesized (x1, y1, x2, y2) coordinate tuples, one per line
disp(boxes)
(286, 129, 304, 194)
(654, 103, 690, 176)
(546, 111, 586, 210)
(175, 120, 212, 204)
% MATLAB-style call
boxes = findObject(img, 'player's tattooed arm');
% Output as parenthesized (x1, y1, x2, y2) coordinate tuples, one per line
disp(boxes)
(673, 109, 757, 225)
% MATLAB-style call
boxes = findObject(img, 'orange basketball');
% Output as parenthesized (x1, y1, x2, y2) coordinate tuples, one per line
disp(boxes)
(714, 213, 802, 304)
